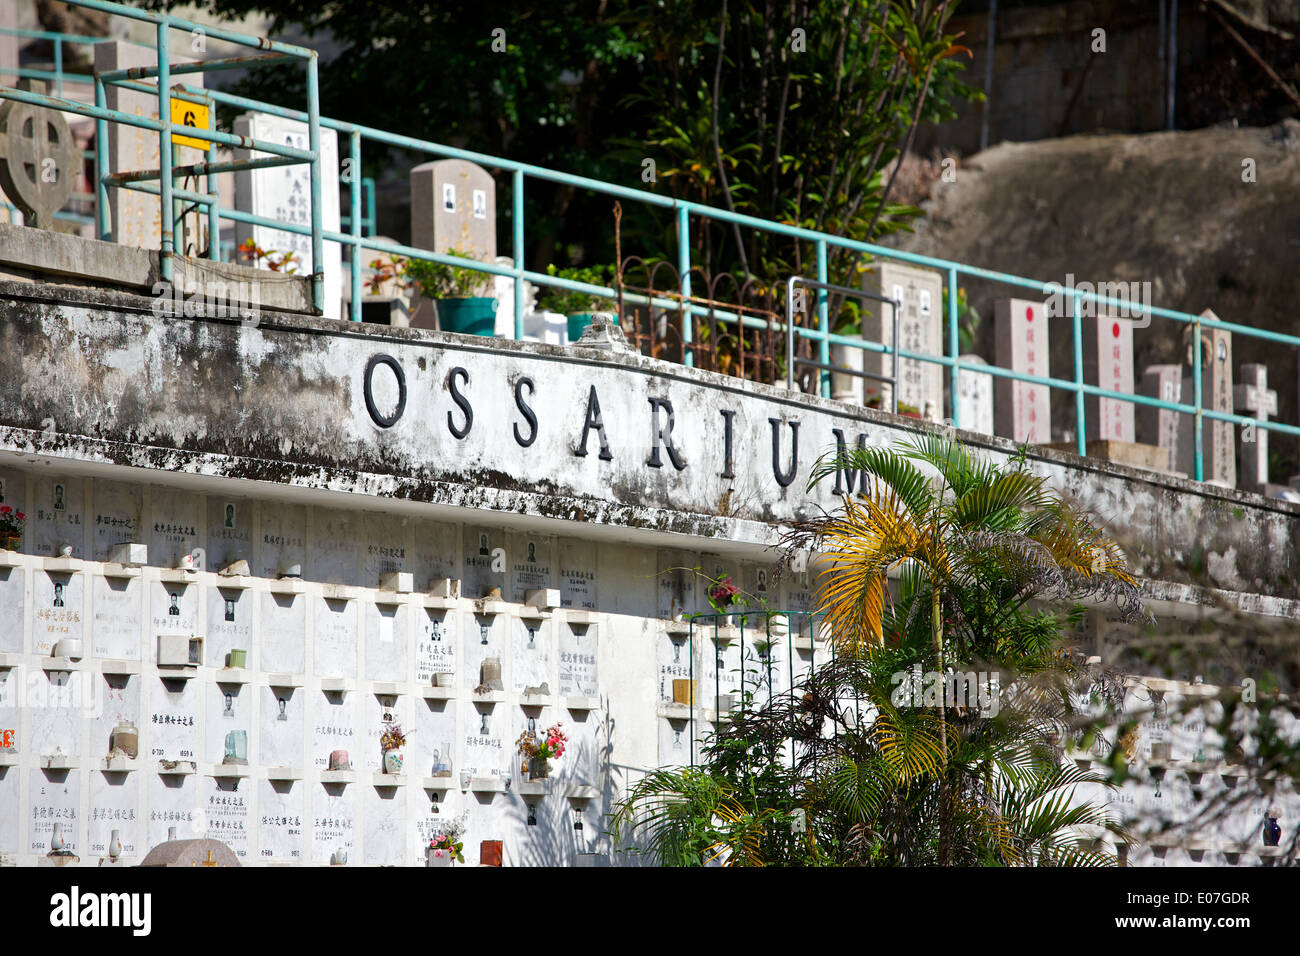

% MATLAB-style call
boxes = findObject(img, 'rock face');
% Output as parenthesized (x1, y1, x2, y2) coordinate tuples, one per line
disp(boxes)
(139, 838, 241, 867)
(887, 119, 1300, 471)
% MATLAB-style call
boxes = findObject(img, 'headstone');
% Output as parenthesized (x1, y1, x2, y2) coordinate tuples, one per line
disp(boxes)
(409, 159, 496, 327)
(1137, 365, 1182, 473)
(1234, 363, 1277, 493)
(955, 355, 994, 436)
(1083, 314, 1135, 442)
(994, 298, 1051, 443)
(0, 92, 77, 228)
(93, 42, 206, 251)
(861, 262, 944, 420)
(233, 113, 342, 319)
(1176, 315, 1235, 486)
(140, 837, 240, 867)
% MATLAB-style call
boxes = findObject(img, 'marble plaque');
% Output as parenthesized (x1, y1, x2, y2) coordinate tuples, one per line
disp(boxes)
(258, 779, 306, 862)
(0, 567, 24, 652)
(862, 262, 945, 420)
(365, 602, 408, 682)
(464, 525, 505, 599)
(206, 585, 252, 670)
(314, 596, 358, 677)
(147, 678, 200, 763)
(92, 575, 142, 660)
(28, 770, 79, 856)
(206, 682, 250, 764)
(312, 783, 356, 864)
(508, 531, 553, 602)
(412, 519, 458, 587)
(414, 699, 456, 780)
(512, 618, 552, 693)
(260, 685, 303, 768)
(994, 298, 1051, 444)
(309, 510, 359, 584)
(709, 639, 742, 700)
(361, 512, 409, 584)
(656, 549, 695, 621)
(28, 669, 86, 757)
(956, 355, 995, 436)
(658, 631, 692, 704)
(558, 623, 598, 698)
(207, 497, 252, 570)
(312, 691, 356, 771)
(364, 698, 410, 774)
(35, 571, 83, 656)
(463, 705, 507, 779)
(0, 768, 20, 854)
(559, 538, 597, 610)
(92, 481, 142, 562)
(362, 785, 408, 866)
(416, 609, 456, 684)
(146, 773, 202, 847)
(31, 476, 84, 559)
(149, 487, 200, 569)
(203, 778, 250, 861)
(259, 502, 306, 579)
(260, 591, 306, 674)
(92, 673, 139, 761)
(463, 611, 503, 692)
(150, 579, 197, 638)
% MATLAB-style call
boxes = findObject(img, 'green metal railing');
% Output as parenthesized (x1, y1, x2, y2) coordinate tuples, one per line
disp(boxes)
(2, 0, 1298, 485)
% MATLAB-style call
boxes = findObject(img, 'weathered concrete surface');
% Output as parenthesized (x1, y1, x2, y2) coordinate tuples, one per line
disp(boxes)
(0, 276, 1298, 601)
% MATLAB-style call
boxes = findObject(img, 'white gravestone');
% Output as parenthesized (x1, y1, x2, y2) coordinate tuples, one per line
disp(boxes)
(233, 113, 342, 319)
(1083, 314, 1136, 443)
(93, 42, 206, 251)
(1177, 317, 1235, 486)
(994, 299, 1051, 444)
(1137, 365, 1182, 474)
(956, 355, 994, 436)
(861, 263, 944, 420)
(1234, 363, 1277, 493)
(409, 159, 497, 327)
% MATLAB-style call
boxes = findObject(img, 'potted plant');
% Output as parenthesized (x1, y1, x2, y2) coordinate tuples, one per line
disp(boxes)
(516, 722, 567, 780)
(380, 723, 406, 774)
(402, 248, 495, 336)
(539, 264, 616, 342)
(0, 505, 25, 551)
(426, 814, 468, 867)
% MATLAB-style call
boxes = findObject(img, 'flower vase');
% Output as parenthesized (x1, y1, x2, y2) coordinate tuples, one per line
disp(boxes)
(108, 829, 122, 861)
(426, 846, 454, 867)
(3, 535, 20, 552)
(383, 748, 404, 774)
(528, 756, 550, 781)
(51, 823, 66, 853)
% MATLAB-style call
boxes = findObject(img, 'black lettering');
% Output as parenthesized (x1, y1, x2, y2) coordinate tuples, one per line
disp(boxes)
(447, 366, 473, 439)
(830, 429, 868, 496)
(769, 418, 800, 488)
(720, 409, 736, 479)
(575, 385, 613, 460)
(513, 377, 538, 447)
(363, 354, 406, 429)
(646, 397, 686, 470)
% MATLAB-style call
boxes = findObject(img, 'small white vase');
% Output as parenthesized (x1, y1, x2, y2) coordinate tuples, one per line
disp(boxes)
(51, 823, 65, 852)
(108, 829, 122, 860)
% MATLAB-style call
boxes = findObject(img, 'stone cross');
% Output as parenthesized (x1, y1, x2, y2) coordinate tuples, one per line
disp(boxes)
(0, 92, 77, 228)
(955, 354, 994, 436)
(1233, 363, 1277, 492)
(861, 262, 944, 420)
(1083, 314, 1135, 443)
(233, 112, 343, 319)
(994, 298, 1051, 444)
(1176, 314, 1235, 486)
(409, 159, 497, 327)
(1137, 365, 1182, 474)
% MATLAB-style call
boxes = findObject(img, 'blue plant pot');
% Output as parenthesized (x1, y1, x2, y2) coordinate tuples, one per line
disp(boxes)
(437, 297, 496, 336)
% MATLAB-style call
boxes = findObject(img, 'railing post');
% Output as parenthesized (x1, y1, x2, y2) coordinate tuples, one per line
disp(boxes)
(53, 36, 63, 100)
(678, 204, 693, 367)
(816, 239, 829, 397)
(349, 128, 361, 319)
(948, 267, 961, 428)
(1192, 312, 1204, 481)
(305, 52, 324, 314)
(206, 136, 220, 260)
(513, 167, 524, 340)
(155, 22, 173, 285)
(94, 74, 109, 241)
(1072, 290, 1086, 456)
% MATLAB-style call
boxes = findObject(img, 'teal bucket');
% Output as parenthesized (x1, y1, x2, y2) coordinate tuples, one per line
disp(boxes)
(437, 297, 496, 336)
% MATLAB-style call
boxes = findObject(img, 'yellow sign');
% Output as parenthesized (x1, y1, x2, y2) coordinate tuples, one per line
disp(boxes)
(169, 97, 211, 151)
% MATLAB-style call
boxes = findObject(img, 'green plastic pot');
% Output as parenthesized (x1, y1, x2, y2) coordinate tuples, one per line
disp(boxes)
(437, 297, 496, 336)
(567, 312, 596, 342)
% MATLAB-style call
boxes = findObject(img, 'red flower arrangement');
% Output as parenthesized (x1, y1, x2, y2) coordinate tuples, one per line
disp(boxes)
(0, 505, 26, 539)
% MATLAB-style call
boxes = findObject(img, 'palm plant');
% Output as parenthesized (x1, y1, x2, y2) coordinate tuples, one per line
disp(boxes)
(614, 434, 1142, 866)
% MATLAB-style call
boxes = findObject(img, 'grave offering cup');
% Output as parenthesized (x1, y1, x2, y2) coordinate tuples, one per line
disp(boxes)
(328, 750, 351, 771)
(224, 730, 248, 765)
(479, 657, 504, 692)
(673, 679, 696, 705)
(426, 846, 454, 867)
(54, 638, 82, 660)
(227, 649, 247, 669)
(434, 672, 455, 688)
(528, 756, 550, 781)
(111, 721, 139, 758)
